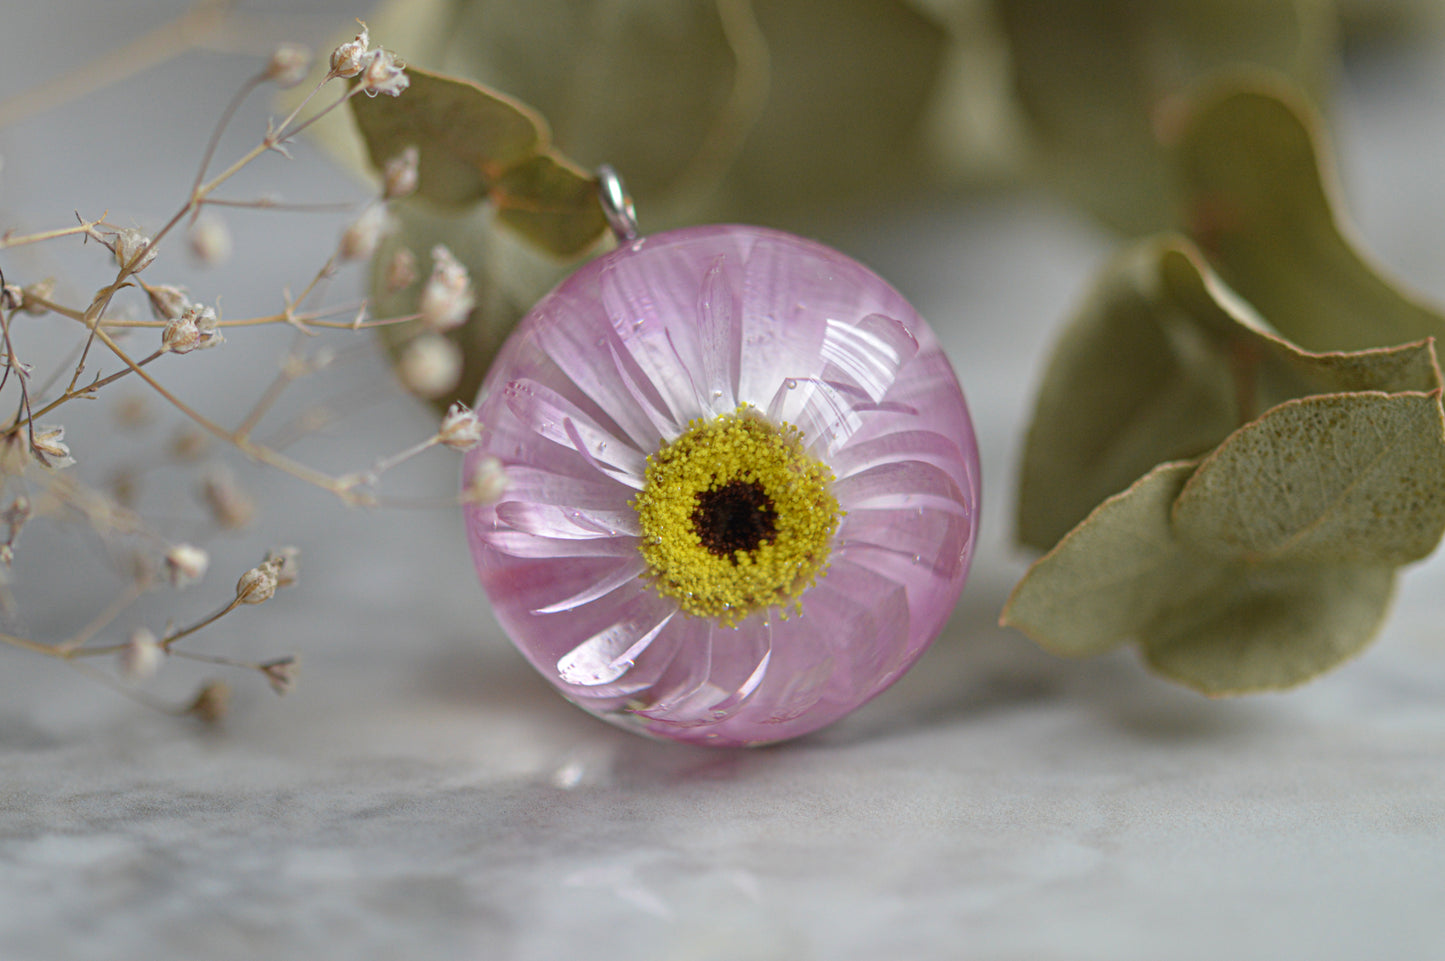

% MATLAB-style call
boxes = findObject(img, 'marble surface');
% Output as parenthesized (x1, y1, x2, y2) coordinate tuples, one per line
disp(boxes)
(2, 4, 1445, 960)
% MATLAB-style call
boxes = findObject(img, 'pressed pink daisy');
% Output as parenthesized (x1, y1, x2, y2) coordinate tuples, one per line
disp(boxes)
(463, 225, 979, 746)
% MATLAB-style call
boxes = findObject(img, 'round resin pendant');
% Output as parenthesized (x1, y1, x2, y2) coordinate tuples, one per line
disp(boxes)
(463, 224, 979, 746)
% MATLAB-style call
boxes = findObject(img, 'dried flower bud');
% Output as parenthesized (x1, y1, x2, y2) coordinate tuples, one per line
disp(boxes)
(113, 228, 158, 273)
(163, 304, 223, 353)
(188, 680, 231, 723)
(259, 656, 299, 695)
(164, 543, 210, 588)
(31, 425, 74, 469)
(383, 146, 419, 199)
(339, 205, 391, 262)
(438, 402, 483, 451)
(264, 546, 300, 589)
(1, 283, 22, 311)
(383, 246, 418, 293)
(464, 456, 508, 504)
(145, 283, 189, 321)
(265, 42, 311, 88)
(398, 333, 462, 398)
(200, 468, 254, 530)
(359, 48, 409, 98)
(189, 216, 232, 267)
(20, 278, 54, 315)
(3, 495, 31, 533)
(120, 628, 163, 681)
(170, 426, 209, 462)
(235, 563, 279, 605)
(329, 22, 370, 78)
(418, 245, 474, 332)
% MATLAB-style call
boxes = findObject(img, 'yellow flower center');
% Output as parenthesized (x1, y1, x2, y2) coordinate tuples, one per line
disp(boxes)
(633, 406, 841, 626)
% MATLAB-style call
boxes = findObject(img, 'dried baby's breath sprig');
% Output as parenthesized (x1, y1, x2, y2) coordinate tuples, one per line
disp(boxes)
(265, 43, 312, 89)
(418, 245, 474, 332)
(0, 14, 463, 720)
(383, 146, 419, 200)
(329, 21, 370, 80)
(359, 49, 410, 99)
(438, 402, 483, 451)
(383, 246, 418, 293)
(30, 425, 74, 469)
(144, 283, 189, 321)
(339, 204, 391, 262)
(187, 680, 232, 724)
(199, 468, 254, 530)
(464, 456, 508, 505)
(111, 228, 158, 274)
(119, 628, 162, 681)
(163, 543, 209, 588)
(397, 333, 462, 397)
(259, 655, 299, 695)
(188, 215, 231, 267)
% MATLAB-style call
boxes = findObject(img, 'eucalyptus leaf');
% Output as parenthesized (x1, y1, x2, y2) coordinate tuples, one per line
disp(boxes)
(492, 154, 611, 259)
(1175, 77, 1445, 352)
(1173, 391, 1445, 565)
(1016, 235, 1441, 551)
(351, 66, 545, 207)
(1006, 461, 1204, 657)
(1003, 461, 1399, 694)
(997, 0, 1335, 233)
(1142, 564, 1396, 696)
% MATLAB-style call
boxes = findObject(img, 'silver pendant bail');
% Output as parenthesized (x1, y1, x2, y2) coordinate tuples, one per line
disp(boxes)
(597, 164, 639, 243)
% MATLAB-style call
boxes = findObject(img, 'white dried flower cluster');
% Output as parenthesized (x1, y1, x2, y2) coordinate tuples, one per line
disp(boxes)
(384, 247, 417, 292)
(200, 468, 254, 530)
(20, 278, 54, 316)
(398, 334, 462, 398)
(359, 49, 409, 98)
(259, 656, 299, 695)
(419, 245, 474, 332)
(189, 216, 232, 267)
(265, 43, 312, 88)
(383, 146, 419, 200)
(119, 628, 163, 681)
(329, 22, 370, 78)
(163, 543, 210, 588)
(161, 303, 223, 354)
(31, 426, 74, 469)
(328, 21, 408, 97)
(339, 205, 391, 262)
(438, 402, 483, 451)
(146, 283, 189, 321)
(113, 228, 158, 274)
(235, 546, 300, 605)
(464, 456, 508, 505)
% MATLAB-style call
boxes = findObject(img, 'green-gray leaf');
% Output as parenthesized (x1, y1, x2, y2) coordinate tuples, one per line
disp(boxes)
(350, 66, 610, 258)
(1005, 461, 1204, 657)
(351, 66, 544, 207)
(997, 0, 1335, 233)
(1175, 76, 1445, 352)
(1016, 235, 1440, 551)
(1142, 564, 1396, 695)
(1172, 391, 1445, 565)
(1003, 460, 1399, 694)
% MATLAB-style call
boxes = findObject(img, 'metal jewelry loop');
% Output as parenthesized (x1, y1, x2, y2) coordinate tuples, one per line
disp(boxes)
(597, 164, 639, 243)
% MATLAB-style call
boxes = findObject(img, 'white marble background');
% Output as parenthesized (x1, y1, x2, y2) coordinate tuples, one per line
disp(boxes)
(1, 3, 1443, 960)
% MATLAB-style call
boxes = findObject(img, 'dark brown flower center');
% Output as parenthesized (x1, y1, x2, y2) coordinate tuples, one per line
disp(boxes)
(692, 479, 777, 560)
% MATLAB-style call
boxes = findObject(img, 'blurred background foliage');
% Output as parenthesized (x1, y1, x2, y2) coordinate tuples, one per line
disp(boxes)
(305, 0, 1445, 693)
